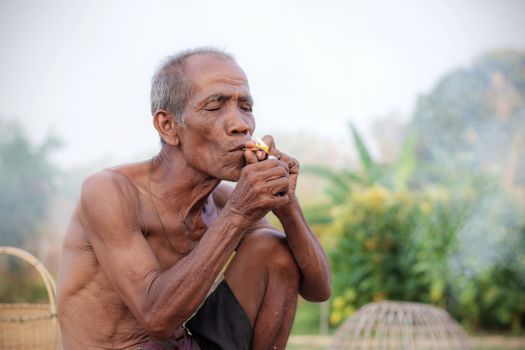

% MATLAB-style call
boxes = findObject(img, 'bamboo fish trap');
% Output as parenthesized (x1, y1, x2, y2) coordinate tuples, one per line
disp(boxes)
(329, 301, 474, 350)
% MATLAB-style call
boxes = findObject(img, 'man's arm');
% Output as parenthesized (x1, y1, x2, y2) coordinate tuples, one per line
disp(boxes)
(245, 136, 332, 302)
(80, 163, 289, 339)
(272, 196, 332, 301)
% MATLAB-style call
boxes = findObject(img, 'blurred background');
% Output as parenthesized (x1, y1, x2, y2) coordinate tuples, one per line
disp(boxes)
(1, 0, 524, 348)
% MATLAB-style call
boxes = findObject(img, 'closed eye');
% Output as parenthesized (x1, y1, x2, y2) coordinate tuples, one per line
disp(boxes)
(240, 102, 253, 112)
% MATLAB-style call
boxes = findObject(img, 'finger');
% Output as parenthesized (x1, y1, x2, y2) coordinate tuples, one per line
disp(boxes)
(259, 166, 289, 182)
(260, 177, 289, 197)
(262, 135, 284, 160)
(245, 139, 270, 161)
(273, 193, 289, 207)
(256, 150, 266, 161)
(243, 165, 288, 187)
(271, 150, 297, 172)
(262, 192, 289, 209)
(245, 158, 289, 173)
(262, 135, 277, 157)
(265, 159, 289, 174)
(244, 149, 259, 164)
(267, 177, 290, 196)
(286, 157, 300, 173)
(262, 135, 275, 150)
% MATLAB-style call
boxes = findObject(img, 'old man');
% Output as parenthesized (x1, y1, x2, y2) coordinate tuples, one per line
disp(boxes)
(57, 48, 331, 350)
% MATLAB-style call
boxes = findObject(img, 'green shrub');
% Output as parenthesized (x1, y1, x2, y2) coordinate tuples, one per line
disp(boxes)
(305, 124, 525, 332)
(326, 183, 525, 331)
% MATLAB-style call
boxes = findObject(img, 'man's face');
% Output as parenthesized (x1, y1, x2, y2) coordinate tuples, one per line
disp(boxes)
(176, 54, 255, 181)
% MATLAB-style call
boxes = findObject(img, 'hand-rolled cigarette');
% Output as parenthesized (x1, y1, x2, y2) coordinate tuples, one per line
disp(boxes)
(253, 136, 270, 154)
(244, 136, 270, 154)
(244, 136, 279, 161)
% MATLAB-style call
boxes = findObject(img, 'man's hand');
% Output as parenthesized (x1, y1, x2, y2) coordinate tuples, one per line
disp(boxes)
(243, 135, 300, 201)
(226, 154, 291, 224)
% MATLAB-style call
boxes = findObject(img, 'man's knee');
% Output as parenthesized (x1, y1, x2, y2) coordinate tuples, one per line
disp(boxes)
(239, 230, 300, 280)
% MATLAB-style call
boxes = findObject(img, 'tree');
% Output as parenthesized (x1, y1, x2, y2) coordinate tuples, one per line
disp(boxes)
(409, 50, 525, 189)
(0, 118, 60, 251)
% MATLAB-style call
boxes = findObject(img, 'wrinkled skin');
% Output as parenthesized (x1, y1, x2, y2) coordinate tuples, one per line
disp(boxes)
(57, 53, 331, 350)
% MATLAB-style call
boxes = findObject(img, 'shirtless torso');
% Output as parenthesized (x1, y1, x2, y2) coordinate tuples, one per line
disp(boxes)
(57, 160, 239, 349)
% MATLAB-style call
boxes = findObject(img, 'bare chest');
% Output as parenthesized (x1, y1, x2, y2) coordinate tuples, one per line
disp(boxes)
(139, 196, 221, 270)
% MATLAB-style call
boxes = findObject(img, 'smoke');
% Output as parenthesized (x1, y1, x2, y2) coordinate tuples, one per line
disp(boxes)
(451, 189, 523, 280)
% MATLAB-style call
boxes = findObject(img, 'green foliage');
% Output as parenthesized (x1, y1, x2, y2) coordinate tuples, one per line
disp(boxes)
(328, 184, 468, 325)
(305, 121, 525, 332)
(0, 119, 60, 250)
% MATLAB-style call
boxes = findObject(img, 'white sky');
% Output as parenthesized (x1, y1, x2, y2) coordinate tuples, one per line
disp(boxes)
(1, 0, 524, 168)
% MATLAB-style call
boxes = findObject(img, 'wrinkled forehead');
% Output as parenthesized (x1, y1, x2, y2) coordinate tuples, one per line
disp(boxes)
(183, 54, 250, 92)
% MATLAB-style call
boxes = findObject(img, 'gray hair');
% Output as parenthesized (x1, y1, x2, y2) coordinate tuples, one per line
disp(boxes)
(150, 47, 235, 125)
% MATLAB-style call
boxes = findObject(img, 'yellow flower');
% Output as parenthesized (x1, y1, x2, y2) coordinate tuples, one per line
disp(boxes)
(430, 281, 445, 302)
(344, 289, 357, 302)
(332, 296, 346, 310)
(330, 311, 343, 325)
(365, 185, 390, 212)
(344, 305, 356, 317)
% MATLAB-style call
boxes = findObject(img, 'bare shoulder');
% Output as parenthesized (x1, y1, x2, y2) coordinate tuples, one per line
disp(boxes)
(81, 168, 137, 205)
(80, 160, 149, 204)
(78, 162, 150, 232)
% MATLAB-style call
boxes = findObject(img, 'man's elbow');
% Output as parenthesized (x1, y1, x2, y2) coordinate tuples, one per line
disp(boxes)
(142, 311, 187, 340)
(140, 276, 197, 339)
(141, 298, 194, 339)
(301, 283, 332, 302)
(143, 313, 173, 340)
(318, 284, 332, 302)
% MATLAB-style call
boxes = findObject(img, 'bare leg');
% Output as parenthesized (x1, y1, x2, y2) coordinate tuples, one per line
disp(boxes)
(225, 229, 300, 350)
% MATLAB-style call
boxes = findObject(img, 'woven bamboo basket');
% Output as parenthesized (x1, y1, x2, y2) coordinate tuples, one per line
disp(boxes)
(0, 246, 60, 350)
(329, 301, 474, 350)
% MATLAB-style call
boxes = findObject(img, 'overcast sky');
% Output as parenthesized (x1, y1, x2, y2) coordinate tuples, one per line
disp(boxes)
(1, 0, 524, 168)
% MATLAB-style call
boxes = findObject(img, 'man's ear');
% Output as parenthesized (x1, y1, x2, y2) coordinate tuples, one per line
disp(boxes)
(153, 110, 180, 146)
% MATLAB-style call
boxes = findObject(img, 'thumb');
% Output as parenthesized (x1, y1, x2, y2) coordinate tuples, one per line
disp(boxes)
(244, 149, 259, 164)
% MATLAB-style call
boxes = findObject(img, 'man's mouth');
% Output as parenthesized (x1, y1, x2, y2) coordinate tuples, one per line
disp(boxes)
(230, 144, 247, 152)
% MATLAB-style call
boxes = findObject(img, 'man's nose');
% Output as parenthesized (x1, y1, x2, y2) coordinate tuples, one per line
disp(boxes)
(227, 109, 252, 136)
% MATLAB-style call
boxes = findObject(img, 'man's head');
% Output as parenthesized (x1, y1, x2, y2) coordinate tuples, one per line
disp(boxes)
(151, 48, 256, 181)
(150, 47, 235, 125)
